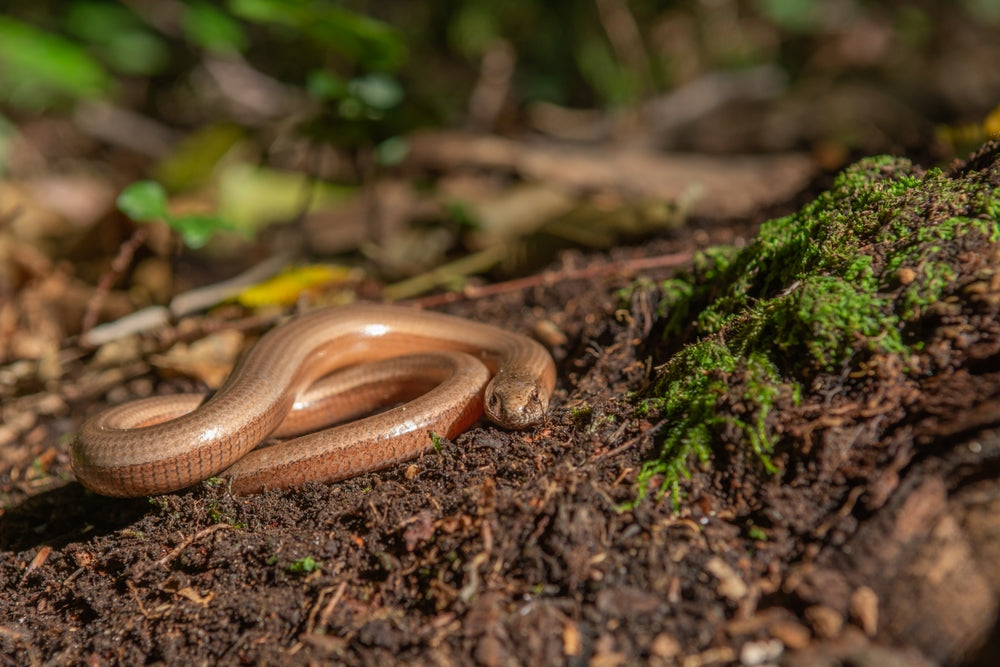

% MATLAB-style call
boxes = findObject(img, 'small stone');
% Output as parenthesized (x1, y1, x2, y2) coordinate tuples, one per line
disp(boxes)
(705, 556, 748, 601)
(740, 639, 783, 665)
(770, 620, 812, 649)
(562, 621, 581, 656)
(805, 604, 844, 639)
(850, 586, 879, 636)
(650, 632, 681, 658)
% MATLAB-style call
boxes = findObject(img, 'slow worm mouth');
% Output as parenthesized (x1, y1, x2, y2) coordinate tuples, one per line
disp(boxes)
(73, 304, 556, 497)
(485, 376, 548, 430)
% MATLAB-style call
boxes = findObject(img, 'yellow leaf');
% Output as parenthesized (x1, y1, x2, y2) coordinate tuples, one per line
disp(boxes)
(237, 264, 353, 307)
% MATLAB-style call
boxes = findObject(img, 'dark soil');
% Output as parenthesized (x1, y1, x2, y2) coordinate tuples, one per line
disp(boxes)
(4, 145, 1000, 666)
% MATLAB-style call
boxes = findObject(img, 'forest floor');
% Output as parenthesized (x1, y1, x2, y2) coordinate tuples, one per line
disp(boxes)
(3, 138, 1000, 666)
(3, 8, 1000, 661)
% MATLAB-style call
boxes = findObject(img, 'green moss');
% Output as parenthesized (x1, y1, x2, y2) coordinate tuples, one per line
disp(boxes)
(731, 353, 785, 468)
(637, 343, 786, 509)
(656, 245, 740, 336)
(639, 340, 732, 504)
(898, 261, 957, 320)
(638, 154, 1000, 505)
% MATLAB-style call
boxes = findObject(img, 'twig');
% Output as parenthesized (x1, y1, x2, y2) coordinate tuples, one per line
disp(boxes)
(383, 246, 507, 301)
(126, 580, 153, 618)
(137, 523, 232, 576)
(79, 256, 291, 347)
(589, 418, 667, 463)
(81, 226, 148, 335)
(407, 250, 692, 308)
(80, 306, 170, 348)
(62, 567, 86, 587)
(315, 582, 347, 634)
(168, 252, 291, 318)
(20, 546, 52, 584)
(218, 630, 253, 665)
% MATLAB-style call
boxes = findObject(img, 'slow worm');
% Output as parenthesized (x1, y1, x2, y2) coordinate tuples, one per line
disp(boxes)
(72, 305, 556, 497)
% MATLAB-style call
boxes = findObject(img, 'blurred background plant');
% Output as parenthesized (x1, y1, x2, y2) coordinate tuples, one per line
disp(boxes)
(0, 0, 998, 307)
(3, 0, 998, 152)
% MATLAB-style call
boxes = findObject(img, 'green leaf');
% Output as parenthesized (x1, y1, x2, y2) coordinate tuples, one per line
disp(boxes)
(376, 136, 409, 166)
(288, 556, 319, 574)
(754, 0, 819, 32)
(350, 74, 403, 110)
(306, 70, 349, 101)
(229, 0, 406, 71)
(65, 1, 141, 38)
(105, 30, 171, 76)
(183, 2, 249, 54)
(0, 17, 112, 109)
(64, 1, 169, 76)
(117, 181, 169, 221)
(169, 213, 237, 249)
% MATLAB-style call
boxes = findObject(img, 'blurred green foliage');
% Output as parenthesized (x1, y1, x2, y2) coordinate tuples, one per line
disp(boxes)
(0, 16, 113, 109)
(64, 2, 170, 75)
(229, 0, 405, 70)
(181, 2, 248, 54)
(0, 0, 409, 144)
(0, 0, 815, 118)
(0, 1, 996, 149)
(753, 0, 819, 32)
(117, 180, 237, 248)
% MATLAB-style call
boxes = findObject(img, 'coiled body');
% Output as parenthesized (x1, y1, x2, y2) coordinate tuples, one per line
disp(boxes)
(72, 305, 556, 497)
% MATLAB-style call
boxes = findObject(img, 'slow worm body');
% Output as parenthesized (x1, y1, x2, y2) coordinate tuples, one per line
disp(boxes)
(72, 305, 556, 497)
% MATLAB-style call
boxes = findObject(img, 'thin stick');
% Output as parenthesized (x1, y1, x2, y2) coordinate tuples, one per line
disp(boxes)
(408, 250, 692, 308)
(134, 523, 233, 577)
(590, 419, 667, 463)
(81, 227, 148, 334)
